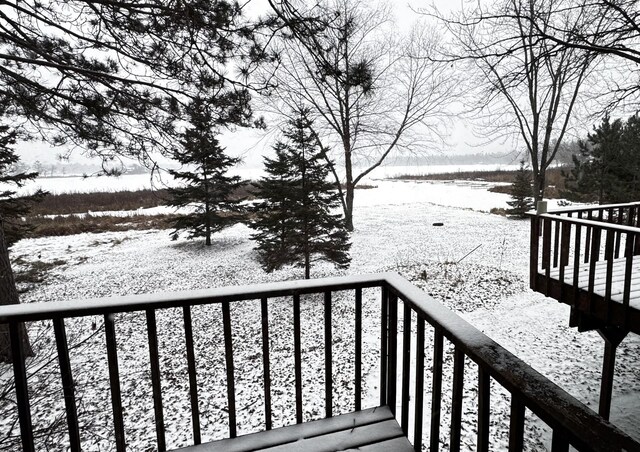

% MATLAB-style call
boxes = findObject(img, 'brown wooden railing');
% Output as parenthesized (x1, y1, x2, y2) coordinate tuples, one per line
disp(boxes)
(529, 203, 640, 330)
(1, 273, 638, 451)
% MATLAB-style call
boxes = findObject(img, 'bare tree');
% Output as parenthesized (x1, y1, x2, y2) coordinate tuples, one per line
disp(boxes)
(519, 0, 640, 112)
(433, 0, 595, 201)
(265, 0, 458, 230)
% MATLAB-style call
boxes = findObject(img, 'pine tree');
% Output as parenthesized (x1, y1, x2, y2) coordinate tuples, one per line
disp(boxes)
(167, 98, 244, 246)
(562, 116, 627, 204)
(0, 125, 47, 246)
(506, 160, 534, 218)
(251, 109, 351, 279)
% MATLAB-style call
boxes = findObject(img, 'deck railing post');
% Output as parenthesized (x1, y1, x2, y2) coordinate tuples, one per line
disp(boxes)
(530, 215, 540, 291)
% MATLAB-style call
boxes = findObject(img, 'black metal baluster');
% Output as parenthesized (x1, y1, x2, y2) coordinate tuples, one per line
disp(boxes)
(293, 294, 303, 424)
(261, 297, 272, 430)
(401, 302, 411, 435)
(325, 291, 333, 418)
(387, 291, 398, 416)
(413, 315, 425, 452)
(146, 309, 165, 451)
(450, 348, 465, 452)
(430, 327, 443, 452)
(355, 288, 362, 412)
(222, 302, 236, 437)
(182, 306, 201, 444)
(53, 318, 81, 452)
(10, 321, 34, 452)
(104, 314, 125, 452)
(477, 367, 490, 452)
(509, 395, 525, 452)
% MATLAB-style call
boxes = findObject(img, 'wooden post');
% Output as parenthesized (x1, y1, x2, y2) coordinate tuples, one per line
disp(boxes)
(597, 327, 628, 420)
(530, 215, 540, 291)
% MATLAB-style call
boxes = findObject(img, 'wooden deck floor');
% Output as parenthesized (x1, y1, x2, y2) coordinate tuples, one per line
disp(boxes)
(172, 406, 413, 452)
(545, 255, 640, 309)
(535, 255, 640, 333)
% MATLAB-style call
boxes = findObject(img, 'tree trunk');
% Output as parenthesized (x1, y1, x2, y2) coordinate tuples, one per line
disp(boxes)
(344, 183, 354, 231)
(304, 252, 310, 280)
(535, 171, 546, 203)
(0, 215, 33, 363)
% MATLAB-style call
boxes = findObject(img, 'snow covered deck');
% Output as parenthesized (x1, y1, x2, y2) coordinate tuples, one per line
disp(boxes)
(530, 203, 640, 334)
(1, 273, 637, 451)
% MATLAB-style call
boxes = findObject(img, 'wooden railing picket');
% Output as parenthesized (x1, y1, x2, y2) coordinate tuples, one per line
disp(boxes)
(10, 321, 35, 452)
(324, 291, 333, 419)
(477, 367, 490, 452)
(182, 305, 201, 444)
(430, 327, 444, 452)
(293, 293, 303, 424)
(380, 285, 389, 406)
(401, 301, 412, 435)
(355, 288, 362, 412)
(387, 292, 398, 416)
(53, 318, 81, 452)
(222, 301, 237, 437)
(104, 314, 126, 452)
(450, 347, 465, 452)
(509, 395, 525, 452)
(146, 309, 166, 451)
(413, 315, 425, 452)
(260, 297, 272, 431)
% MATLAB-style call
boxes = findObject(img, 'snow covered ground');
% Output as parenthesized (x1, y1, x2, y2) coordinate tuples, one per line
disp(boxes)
(2, 180, 639, 451)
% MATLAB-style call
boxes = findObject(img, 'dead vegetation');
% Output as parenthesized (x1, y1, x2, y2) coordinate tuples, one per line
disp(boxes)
(391, 167, 569, 198)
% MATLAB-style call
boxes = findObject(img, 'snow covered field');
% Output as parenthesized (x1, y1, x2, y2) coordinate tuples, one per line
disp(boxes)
(2, 180, 639, 451)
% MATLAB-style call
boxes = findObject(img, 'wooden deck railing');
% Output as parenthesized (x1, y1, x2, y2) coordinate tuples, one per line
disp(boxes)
(1, 273, 638, 451)
(529, 204, 640, 329)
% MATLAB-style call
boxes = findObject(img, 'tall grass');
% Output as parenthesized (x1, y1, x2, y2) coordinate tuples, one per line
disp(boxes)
(392, 167, 569, 198)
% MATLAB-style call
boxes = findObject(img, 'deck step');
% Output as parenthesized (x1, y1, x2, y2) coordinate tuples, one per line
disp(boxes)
(172, 406, 413, 452)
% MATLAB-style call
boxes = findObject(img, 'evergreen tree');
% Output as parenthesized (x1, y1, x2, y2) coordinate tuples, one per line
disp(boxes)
(251, 109, 351, 279)
(0, 125, 46, 246)
(167, 98, 244, 246)
(562, 116, 629, 204)
(506, 160, 534, 218)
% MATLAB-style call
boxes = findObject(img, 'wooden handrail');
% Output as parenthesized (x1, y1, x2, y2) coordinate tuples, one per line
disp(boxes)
(535, 213, 640, 233)
(538, 201, 640, 215)
(1, 273, 638, 452)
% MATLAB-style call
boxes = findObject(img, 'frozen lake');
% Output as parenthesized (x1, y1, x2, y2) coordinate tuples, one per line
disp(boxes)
(9, 163, 521, 196)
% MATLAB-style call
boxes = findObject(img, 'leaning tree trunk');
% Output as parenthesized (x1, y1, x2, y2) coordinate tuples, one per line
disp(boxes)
(0, 216, 33, 363)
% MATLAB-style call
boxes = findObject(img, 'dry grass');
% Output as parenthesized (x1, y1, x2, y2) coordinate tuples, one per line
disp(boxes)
(393, 167, 569, 199)
(29, 189, 171, 216)
(26, 214, 179, 238)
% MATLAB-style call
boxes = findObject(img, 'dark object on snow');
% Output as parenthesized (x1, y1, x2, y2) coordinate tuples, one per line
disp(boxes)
(432, 222, 444, 226)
